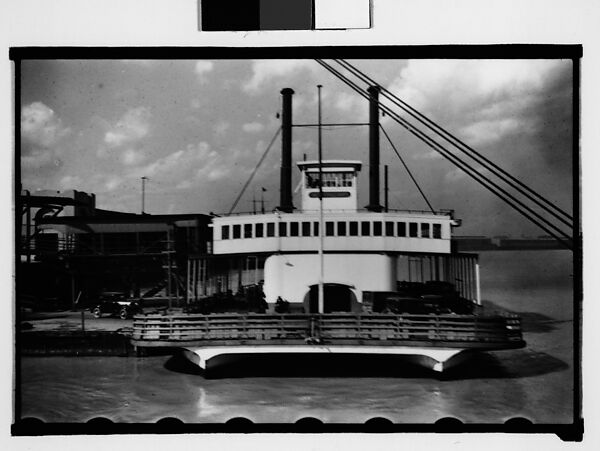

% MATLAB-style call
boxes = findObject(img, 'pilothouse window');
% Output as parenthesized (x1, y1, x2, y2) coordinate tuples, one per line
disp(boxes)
(305, 171, 353, 188)
(306, 173, 320, 189)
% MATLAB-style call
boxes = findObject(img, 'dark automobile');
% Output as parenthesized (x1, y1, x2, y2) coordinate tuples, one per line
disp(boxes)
(91, 292, 143, 319)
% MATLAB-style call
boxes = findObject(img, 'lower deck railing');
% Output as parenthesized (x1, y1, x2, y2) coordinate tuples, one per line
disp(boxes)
(132, 313, 523, 345)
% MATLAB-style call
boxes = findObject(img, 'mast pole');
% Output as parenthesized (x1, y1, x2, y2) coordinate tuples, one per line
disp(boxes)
(317, 84, 325, 314)
(141, 176, 148, 214)
(384, 164, 389, 212)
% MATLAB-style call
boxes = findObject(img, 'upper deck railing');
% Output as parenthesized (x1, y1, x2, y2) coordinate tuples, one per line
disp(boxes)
(215, 208, 455, 218)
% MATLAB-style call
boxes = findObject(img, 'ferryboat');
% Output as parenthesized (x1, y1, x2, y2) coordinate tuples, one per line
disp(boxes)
(131, 86, 525, 375)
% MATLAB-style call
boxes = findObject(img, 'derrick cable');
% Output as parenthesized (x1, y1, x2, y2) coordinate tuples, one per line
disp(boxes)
(317, 59, 572, 246)
(316, 59, 573, 248)
(336, 58, 573, 226)
(227, 127, 281, 215)
(380, 123, 435, 213)
(317, 59, 572, 247)
(334, 58, 574, 227)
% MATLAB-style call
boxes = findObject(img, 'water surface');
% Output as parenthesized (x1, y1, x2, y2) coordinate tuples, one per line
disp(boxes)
(19, 250, 575, 424)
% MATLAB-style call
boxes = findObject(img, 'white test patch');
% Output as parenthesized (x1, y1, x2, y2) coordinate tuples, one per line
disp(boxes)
(314, 0, 371, 29)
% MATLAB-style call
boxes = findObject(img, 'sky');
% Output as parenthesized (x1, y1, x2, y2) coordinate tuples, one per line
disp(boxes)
(19, 58, 573, 236)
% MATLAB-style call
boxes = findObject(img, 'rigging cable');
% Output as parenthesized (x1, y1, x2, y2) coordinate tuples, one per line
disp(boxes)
(336, 58, 573, 226)
(315, 59, 572, 249)
(334, 58, 573, 227)
(380, 123, 435, 213)
(227, 127, 282, 215)
(316, 59, 572, 246)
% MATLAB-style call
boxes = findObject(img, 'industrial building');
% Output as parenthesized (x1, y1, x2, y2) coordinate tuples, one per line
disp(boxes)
(18, 189, 213, 309)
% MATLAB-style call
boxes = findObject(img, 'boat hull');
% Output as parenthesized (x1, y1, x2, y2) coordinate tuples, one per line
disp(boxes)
(180, 344, 511, 374)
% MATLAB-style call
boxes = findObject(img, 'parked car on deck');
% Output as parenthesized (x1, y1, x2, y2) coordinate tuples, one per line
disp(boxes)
(91, 292, 143, 319)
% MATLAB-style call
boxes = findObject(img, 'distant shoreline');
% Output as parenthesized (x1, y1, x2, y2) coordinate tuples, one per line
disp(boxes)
(452, 238, 572, 252)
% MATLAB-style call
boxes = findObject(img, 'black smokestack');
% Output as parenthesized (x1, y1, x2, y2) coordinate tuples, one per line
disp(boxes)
(278, 88, 295, 213)
(367, 86, 382, 212)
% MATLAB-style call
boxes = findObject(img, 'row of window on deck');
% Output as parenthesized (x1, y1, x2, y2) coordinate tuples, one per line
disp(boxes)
(221, 220, 443, 240)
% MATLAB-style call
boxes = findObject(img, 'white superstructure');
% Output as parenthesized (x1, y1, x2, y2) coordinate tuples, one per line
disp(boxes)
(210, 159, 458, 310)
(184, 87, 481, 314)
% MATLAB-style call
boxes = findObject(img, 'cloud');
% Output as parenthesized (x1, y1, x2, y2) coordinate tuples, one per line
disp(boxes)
(190, 98, 202, 109)
(412, 149, 443, 161)
(444, 167, 470, 182)
(122, 148, 146, 166)
(58, 175, 83, 190)
(22, 150, 61, 170)
(134, 141, 215, 182)
(104, 107, 151, 147)
(21, 101, 70, 149)
(388, 59, 564, 147)
(175, 180, 193, 190)
(130, 139, 264, 198)
(103, 174, 123, 192)
(331, 91, 369, 121)
(243, 60, 316, 93)
(392, 60, 560, 111)
(207, 167, 228, 181)
(292, 140, 313, 152)
(21, 102, 70, 173)
(459, 117, 525, 147)
(242, 122, 265, 133)
(213, 121, 230, 136)
(195, 61, 214, 80)
(85, 173, 125, 194)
